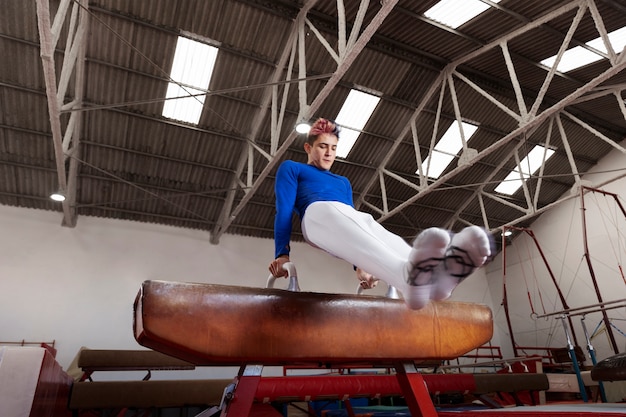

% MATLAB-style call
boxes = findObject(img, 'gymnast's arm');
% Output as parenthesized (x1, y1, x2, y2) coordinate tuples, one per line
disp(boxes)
(269, 162, 297, 278)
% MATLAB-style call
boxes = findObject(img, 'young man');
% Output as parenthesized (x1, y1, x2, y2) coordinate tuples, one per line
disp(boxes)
(268, 118, 491, 309)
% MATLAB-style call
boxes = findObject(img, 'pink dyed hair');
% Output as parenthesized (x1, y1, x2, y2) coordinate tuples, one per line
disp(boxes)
(306, 118, 340, 144)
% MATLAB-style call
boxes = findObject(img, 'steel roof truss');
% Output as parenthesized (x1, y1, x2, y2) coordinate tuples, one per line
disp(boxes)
(358, 0, 626, 234)
(211, 0, 399, 243)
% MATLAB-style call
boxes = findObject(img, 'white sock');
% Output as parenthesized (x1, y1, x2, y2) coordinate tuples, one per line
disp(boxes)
(402, 227, 450, 309)
(431, 225, 491, 301)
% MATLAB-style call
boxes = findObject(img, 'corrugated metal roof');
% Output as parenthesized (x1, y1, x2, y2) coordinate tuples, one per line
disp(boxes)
(2, 0, 626, 256)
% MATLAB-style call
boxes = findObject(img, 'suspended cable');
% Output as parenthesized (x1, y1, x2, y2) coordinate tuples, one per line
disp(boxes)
(593, 193, 620, 260)
(514, 236, 537, 316)
(68, 154, 215, 223)
(526, 237, 549, 317)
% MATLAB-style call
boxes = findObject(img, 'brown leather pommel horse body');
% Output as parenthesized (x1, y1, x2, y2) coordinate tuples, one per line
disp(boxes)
(134, 280, 493, 417)
(134, 280, 492, 366)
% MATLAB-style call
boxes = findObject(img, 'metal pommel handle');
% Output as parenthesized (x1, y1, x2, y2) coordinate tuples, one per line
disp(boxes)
(356, 283, 401, 299)
(266, 262, 300, 292)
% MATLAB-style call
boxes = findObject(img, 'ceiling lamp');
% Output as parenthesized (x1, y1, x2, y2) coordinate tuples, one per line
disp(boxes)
(295, 121, 311, 134)
(49, 189, 66, 202)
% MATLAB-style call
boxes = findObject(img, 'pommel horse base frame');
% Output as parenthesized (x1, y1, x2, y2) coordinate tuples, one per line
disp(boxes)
(212, 362, 442, 417)
(134, 280, 494, 417)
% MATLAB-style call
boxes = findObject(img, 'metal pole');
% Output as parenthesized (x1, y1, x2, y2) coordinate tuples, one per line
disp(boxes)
(524, 228, 579, 347)
(580, 186, 619, 354)
(536, 299, 626, 319)
(501, 227, 519, 357)
(581, 316, 607, 403)
(557, 315, 588, 402)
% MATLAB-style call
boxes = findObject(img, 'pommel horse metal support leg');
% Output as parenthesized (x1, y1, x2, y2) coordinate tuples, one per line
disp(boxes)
(395, 363, 438, 417)
(218, 365, 264, 417)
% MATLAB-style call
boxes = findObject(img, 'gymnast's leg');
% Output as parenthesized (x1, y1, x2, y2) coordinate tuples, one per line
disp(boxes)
(301, 201, 449, 309)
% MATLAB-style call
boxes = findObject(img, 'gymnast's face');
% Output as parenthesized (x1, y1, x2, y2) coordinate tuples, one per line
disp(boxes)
(305, 133, 338, 171)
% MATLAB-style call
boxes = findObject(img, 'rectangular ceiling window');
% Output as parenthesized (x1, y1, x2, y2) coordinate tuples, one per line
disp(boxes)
(335, 89, 380, 158)
(541, 26, 626, 73)
(424, 0, 502, 29)
(494, 145, 555, 195)
(422, 121, 478, 178)
(162, 36, 219, 124)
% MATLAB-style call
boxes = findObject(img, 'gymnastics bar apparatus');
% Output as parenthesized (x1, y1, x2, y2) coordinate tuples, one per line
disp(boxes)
(536, 298, 626, 403)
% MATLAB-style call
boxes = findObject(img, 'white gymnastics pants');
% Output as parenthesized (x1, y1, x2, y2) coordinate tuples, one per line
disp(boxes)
(301, 201, 411, 289)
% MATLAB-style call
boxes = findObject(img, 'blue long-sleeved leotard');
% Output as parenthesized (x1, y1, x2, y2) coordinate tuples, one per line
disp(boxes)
(274, 160, 353, 258)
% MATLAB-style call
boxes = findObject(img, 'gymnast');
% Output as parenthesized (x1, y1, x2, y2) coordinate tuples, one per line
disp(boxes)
(268, 118, 491, 309)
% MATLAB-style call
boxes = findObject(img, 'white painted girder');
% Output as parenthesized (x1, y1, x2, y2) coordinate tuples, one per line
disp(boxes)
(36, 0, 88, 227)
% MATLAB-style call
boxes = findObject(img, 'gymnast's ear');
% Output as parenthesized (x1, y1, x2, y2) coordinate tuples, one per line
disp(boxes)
(303, 142, 311, 153)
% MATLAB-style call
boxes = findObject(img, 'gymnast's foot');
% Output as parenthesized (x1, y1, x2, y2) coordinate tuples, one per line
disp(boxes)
(430, 225, 492, 301)
(403, 227, 450, 309)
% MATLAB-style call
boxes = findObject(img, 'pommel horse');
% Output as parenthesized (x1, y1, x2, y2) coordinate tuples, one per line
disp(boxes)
(134, 265, 493, 417)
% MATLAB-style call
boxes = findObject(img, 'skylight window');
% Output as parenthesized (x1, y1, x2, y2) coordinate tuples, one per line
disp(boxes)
(541, 26, 626, 73)
(162, 36, 219, 124)
(424, 0, 502, 29)
(422, 121, 478, 178)
(335, 89, 380, 158)
(541, 46, 602, 73)
(495, 145, 555, 195)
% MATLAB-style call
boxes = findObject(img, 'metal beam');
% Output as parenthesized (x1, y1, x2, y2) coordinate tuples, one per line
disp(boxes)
(35, 0, 88, 227)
